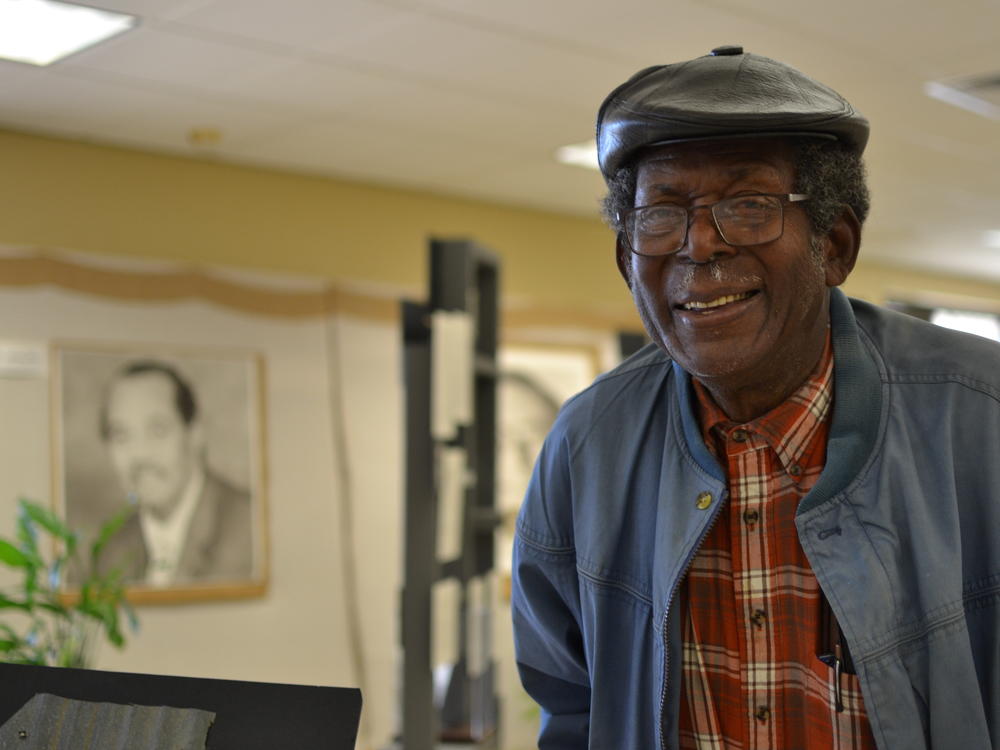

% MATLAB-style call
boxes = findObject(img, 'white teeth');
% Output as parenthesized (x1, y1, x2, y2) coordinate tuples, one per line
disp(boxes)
(682, 292, 752, 310)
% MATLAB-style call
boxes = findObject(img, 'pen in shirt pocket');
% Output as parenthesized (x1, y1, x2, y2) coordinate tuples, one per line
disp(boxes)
(817, 592, 856, 713)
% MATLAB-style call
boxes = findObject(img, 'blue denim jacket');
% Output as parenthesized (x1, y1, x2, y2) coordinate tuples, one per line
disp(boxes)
(512, 289, 1000, 749)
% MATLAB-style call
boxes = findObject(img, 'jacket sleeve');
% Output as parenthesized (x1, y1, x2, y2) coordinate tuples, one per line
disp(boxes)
(511, 431, 591, 749)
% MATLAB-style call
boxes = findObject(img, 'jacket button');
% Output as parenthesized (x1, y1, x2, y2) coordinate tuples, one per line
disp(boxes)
(696, 492, 713, 510)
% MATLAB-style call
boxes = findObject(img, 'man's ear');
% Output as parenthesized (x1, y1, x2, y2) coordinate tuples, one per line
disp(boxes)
(821, 206, 862, 287)
(615, 233, 633, 289)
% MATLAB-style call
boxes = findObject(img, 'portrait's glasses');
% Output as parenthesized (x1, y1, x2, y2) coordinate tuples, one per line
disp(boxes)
(618, 193, 809, 257)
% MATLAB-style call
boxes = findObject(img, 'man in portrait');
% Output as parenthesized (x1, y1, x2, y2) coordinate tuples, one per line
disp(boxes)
(98, 360, 254, 587)
(511, 46, 1000, 749)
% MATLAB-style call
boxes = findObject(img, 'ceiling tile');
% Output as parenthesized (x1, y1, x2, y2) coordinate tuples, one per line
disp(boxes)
(238, 59, 591, 151)
(701, 0, 1000, 77)
(321, 13, 630, 109)
(0, 68, 292, 151)
(58, 26, 296, 97)
(84, 0, 218, 20)
(162, 0, 424, 54)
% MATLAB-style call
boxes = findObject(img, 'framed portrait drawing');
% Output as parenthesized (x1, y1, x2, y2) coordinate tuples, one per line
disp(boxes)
(51, 341, 268, 603)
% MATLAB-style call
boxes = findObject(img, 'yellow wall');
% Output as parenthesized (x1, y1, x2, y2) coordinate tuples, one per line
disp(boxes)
(0, 128, 627, 313)
(2, 127, 998, 317)
(842, 261, 1000, 312)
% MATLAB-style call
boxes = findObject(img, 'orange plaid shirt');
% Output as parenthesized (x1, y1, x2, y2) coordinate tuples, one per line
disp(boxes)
(678, 333, 877, 749)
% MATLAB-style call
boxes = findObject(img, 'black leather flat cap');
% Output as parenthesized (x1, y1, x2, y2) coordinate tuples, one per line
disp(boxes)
(596, 46, 869, 181)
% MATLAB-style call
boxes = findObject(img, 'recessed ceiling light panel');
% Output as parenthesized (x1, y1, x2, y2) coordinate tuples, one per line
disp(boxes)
(0, 0, 137, 67)
(555, 141, 600, 171)
(925, 74, 1000, 120)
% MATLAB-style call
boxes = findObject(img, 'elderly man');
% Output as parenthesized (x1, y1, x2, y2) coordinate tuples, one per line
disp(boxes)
(99, 360, 253, 586)
(511, 47, 999, 749)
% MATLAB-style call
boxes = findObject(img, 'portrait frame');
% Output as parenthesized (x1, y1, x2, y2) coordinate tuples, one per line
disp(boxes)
(50, 340, 269, 604)
(495, 340, 602, 593)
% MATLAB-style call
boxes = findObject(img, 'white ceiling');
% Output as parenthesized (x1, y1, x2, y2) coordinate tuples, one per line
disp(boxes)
(2, 0, 1000, 281)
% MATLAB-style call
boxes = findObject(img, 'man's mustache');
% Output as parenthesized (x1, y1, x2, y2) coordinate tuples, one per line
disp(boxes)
(679, 263, 763, 286)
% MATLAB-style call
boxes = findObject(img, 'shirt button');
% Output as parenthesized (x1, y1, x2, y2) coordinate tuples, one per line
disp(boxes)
(696, 492, 713, 510)
(755, 706, 771, 723)
(731, 428, 749, 442)
(789, 463, 803, 477)
(743, 508, 759, 528)
(750, 608, 767, 628)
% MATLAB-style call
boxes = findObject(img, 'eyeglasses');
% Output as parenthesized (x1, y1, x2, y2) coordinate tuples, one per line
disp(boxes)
(618, 193, 809, 257)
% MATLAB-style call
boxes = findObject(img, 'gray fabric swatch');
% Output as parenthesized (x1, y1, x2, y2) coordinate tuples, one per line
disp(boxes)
(0, 693, 215, 749)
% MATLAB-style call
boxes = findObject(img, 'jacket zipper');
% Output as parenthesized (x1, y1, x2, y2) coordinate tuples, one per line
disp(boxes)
(658, 490, 727, 750)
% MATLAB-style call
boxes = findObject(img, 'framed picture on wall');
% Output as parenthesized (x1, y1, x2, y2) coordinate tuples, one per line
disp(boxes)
(495, 342, 602, 573)
(51, 341, 268, 603)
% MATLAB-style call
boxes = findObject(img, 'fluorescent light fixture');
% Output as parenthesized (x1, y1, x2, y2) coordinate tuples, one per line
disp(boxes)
(0, 0, 136, 66)
(985, 230, 1000, 248)
(925, 80, 1000, 120)
(555, 141, 600, 171)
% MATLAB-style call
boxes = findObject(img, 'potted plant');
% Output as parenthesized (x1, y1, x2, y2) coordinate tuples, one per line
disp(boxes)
(0, 499, 139, 668)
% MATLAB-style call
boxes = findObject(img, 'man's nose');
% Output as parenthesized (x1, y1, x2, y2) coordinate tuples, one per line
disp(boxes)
(676, 207, 736, 264)
(120, 441, 154, 465)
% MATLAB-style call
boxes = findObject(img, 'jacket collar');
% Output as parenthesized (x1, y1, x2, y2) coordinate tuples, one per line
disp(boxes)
(672, 287, 883, 512)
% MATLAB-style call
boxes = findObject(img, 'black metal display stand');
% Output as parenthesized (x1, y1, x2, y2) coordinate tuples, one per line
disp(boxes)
(400, 238, 500, 750)
(0, 662, 362, 749)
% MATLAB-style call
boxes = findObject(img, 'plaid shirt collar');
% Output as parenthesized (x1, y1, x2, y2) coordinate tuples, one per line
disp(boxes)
(693, 330, 834, 476)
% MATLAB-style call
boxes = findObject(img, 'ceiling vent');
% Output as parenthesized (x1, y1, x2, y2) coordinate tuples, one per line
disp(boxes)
(925, 72, 1000, 119)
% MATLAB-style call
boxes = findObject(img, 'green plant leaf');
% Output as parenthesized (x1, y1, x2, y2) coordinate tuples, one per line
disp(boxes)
(105, 617, 125, 647)
(0, 623, 25, 650)
(75, 600, 101, 619)
(90, 504, 136, 565)
(0, 593, 29, 611)
(20, 500, 72, 541)
(97, 567, 126, 595)
(37, 601, 70, 617)
(6, 655, 46, 666)
(4, 499, 140, 667)
(15, 507, 38, 551)
(19, 549, 45, 571)
(20, 500, 77, 555)
(0, 539, 29, 568)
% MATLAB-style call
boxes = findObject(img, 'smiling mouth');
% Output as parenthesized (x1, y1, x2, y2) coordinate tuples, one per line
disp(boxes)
(679, 291, 757, 311)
